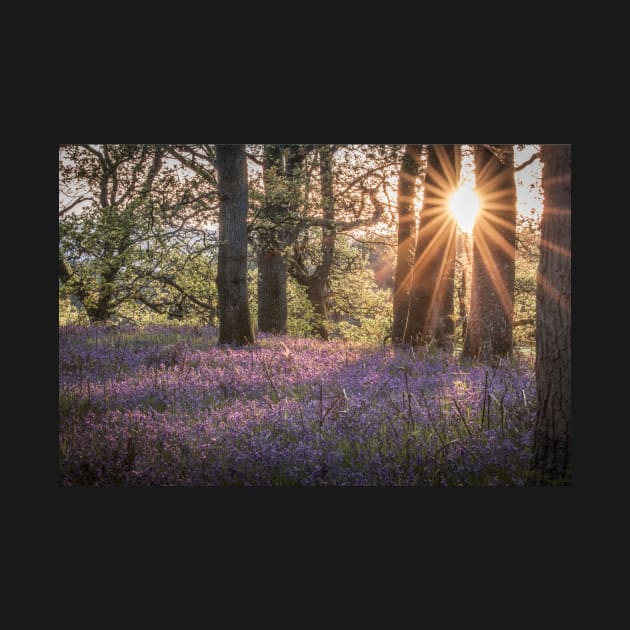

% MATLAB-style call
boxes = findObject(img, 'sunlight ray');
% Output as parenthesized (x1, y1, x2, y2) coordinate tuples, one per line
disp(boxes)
(423, 179, 453, 204)
(433, 145, 460, 190)
(426, 220, 458, 328)
(475, 215, 516, 262)
(474, 154, 505, 192)
(472, 228, 514, 318)
(481, 212, 519, 232)
(537, 270, 570, 312)
(412, 210, 456, 270)
(538, 238, 571, 258)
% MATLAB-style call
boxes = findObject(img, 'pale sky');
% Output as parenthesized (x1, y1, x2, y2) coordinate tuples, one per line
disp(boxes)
(59, 144, 544, 220)
(459, 144, 542, 218)
(514, 144, 543, 217)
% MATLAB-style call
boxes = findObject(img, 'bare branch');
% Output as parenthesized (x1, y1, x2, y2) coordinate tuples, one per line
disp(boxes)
(77, 144, 104, 161)
(514, 152, 540, 172)
(245, 151, 264, 166)
(513, 318, 535, 327)
(59, 196, 92, 216)
(151, 274, 214, 311)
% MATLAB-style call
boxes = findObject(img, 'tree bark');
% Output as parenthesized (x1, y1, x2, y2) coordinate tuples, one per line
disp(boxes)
(456, 233, 469, 345)
(463, 145, 517, 360)
(291, 145, 335, 340)
(257, 248, 287, 334)
(407, 144, 460, 345)
(392, 144, 422, 343)
(257, 145, 287, 334)
(313, 144, 336, 340)
(215, 144, 255, 345)
(435, 146, 460, 349)
(87, 266, 118, 322)
(257, 145, 307, 335)
(530, 144, 571, 485)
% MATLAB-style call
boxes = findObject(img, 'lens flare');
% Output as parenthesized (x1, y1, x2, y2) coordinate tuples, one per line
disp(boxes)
(449, 186, 480, 233)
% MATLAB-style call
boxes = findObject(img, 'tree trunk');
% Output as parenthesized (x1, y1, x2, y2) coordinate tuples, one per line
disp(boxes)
(434, 145, 460, 348)
(90, 273, 116, 322)
(307, 273, 330, 340)
(530, 144, 571, 485)
(457, 232, 469, 345)
(257, 145, 288, 334)
(257, 145, 307, 335)
(257, 248, 287, 334)
(436, 238, 456, 349)
(300, 144, 336, 340)
(392, 144, 422, 344)
(215, 144, 255, 345)
(407, 144, 460, 345)
(463, 145, 517, 360)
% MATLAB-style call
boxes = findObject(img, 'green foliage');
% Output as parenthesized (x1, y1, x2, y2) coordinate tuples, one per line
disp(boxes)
(59, 144, 219, 325)
(247, 268, 318, 337)
(287, 276, 317, 337)
(329, 238, 392, 344)
(59, 294, 90, 325)
(514, 214, 540, 350)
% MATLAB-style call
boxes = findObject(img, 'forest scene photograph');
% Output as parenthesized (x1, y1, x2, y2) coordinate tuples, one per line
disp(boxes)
(58, 143, 571, 486)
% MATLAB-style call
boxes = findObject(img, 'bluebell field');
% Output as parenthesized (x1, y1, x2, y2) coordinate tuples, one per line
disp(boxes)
(59, 325, 536, 486)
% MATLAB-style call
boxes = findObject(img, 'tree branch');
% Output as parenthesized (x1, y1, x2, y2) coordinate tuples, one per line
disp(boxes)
(514, 152, 540, 172)
(59, 196, 92, 216)
(151, 274, 214, 311)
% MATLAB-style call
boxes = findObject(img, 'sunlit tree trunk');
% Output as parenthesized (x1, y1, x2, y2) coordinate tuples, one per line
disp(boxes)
(216, 144, 255, 345)
(435, 146, 460, 348)
(407, 144, 460, 345)
(463, 145, 517, 360)
(392, 144, 422, 344)
(530, 144, 571, 485)
(456, 233, 470, 346)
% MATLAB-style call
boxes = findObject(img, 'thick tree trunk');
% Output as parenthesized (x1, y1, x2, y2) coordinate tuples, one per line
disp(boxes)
(302, 144, 335, 340)
(407, 144, 459, 345)
(530, 144, 571, 485)
(85, 265, 119, 323)
(463, 145, 517, 360)
(257, 248, 287, 334)
(436, 238, 456, 349)
(257, 145, 306, 335)
(392, 144, 422, 344)
(215, 144, 255, 345)
(307, 273, 330, 340)
(258, 145, 288, 334)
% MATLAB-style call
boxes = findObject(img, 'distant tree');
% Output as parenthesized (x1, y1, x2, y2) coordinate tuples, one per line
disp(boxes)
(463, 144, 517, 359)
(256, 144, 306, 334)
(392, 144, 423, 343)
(291, 144, 336, 339)
(59, 144, 220, 324)
(215, 144, 255, 345)
(407, 144, 460, 345)
(58, 144, 165, 322)
(288, 145, 390, 340)
(530, 144, 571, 485)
